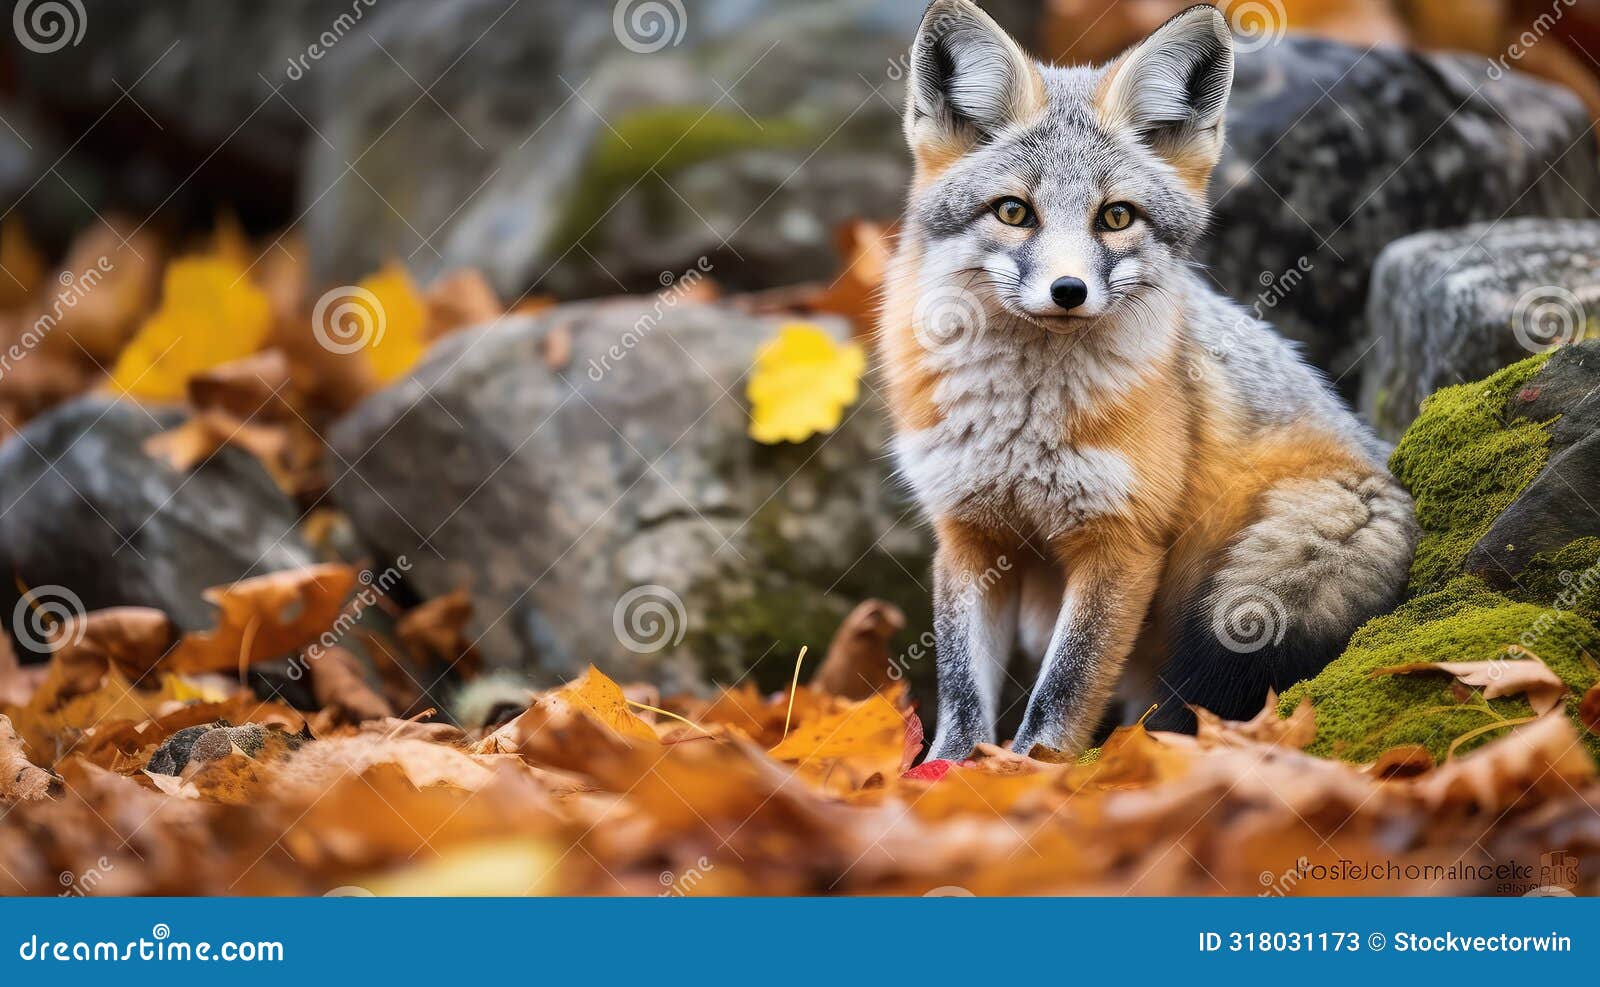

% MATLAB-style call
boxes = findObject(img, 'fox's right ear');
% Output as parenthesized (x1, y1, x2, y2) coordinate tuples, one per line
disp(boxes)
(904, 0, 1045, 165)
(1096, 5, 1234, 190)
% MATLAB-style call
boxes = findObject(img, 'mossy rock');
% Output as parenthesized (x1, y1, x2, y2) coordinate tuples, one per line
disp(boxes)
(546, 107, 812, 259)
(1389, 352, 1554, 592)
(1280, 576, 1600, 761)
(1286, 345, 1600, 761)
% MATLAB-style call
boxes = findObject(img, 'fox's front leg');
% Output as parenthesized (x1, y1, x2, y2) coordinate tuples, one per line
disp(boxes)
(925, 525, 1018, 761)
(1012, 536, 1161, 755)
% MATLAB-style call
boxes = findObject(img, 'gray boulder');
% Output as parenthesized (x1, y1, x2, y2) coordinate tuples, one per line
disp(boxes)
(303, 0, 920, 297)
(0, 397, 315, 659)
(1360, 219, 1600, 439)
(327, 299, 931, 692)
(1465, 341, 1600, 585)
(1205, 38, 1600, 383)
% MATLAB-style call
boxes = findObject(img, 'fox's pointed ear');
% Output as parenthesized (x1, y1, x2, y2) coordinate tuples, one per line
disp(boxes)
(1096, 5, 1233, 189)
(904, 0, 1045, 163)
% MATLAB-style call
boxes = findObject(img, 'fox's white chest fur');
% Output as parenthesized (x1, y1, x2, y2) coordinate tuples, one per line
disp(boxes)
(892, 326, 1146, 538)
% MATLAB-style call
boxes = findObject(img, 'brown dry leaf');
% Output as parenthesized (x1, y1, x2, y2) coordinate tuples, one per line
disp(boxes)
(309, 647, 394, 724)
(0, 220, 45, 309)
(813, 599, 905, 702)
(0, 634, 43, 708)
(1373, 652, 1569, 715)
(1371, 744, 1435, 779)
(186, 349, 296, 417)
(1580, 683, 1600, 735)
(810, 220, 891, 336)
(1189, 693, 1316, 750)
(425, 269, 502, 338)
(32, 219, 162, 363)
(32, 608, 178, 710)
(395, 588, 480, 678)
(358, 631, 427, 717)
(144, 408, 294, 485)
(0, 713, 58, 800)
(1412, 713, 1596, 811)
(360, 717, 466, 745)
(163, 565, 358, 675)
(282, 734, 500, 794)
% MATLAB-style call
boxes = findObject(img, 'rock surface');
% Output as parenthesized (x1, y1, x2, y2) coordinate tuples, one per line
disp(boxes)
(1464, 343, 1600, 586)
(1359, 219, 1600, 438)
(327, 300, 931, 692)
(0, 397, 315, 658)
(303, 0, 919, 297)
(1205, 39, 1600, 382)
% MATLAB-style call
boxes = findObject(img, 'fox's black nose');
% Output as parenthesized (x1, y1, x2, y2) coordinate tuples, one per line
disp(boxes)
(1050, 276, 1089, 311)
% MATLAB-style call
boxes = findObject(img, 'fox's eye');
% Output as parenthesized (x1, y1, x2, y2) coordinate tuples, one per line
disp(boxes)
(1099, 202, 1135, 231)
(992, 197, 1034, 227)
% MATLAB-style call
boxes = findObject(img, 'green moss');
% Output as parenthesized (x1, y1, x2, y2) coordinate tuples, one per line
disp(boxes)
(546, 107, 812, 258)
(1280, 576, 1600, 761)
(683, 465, 935, 696)
(1510, 537, 1600, 625)
(1389, 353, 1555, 592)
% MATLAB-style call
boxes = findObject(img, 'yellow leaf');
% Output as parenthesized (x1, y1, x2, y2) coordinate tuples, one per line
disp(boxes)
(558, 664, 659, 742)
(110, 254, 271, 400)
(746, 321, 864, 444)
(768, 692, 903, 765)
(155, 674, 231, 705)
(354, 261, 428, 383)
(360, 838, 561, 896)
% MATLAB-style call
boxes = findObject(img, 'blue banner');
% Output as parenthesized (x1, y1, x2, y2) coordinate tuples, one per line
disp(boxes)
(0, 897, 1588, 984)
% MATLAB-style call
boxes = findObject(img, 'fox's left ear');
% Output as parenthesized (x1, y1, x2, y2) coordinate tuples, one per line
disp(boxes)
(904, 1, 1045, 165)
(1097, 5, 1234, 189)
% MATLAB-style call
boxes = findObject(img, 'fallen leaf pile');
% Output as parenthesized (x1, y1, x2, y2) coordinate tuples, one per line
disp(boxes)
(1, 570, 1597, 896)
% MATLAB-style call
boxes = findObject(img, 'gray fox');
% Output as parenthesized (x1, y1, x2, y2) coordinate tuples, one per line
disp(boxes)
(879, 1, 1418, 759)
